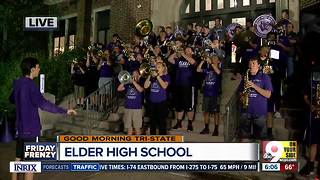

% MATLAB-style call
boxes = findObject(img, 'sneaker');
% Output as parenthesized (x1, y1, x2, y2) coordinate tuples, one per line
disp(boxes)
(212, 129, 219, 136)
(200, 128, 209, 134)
(299, 162, 314, 176)
(274, 112, 282, 118)
(187, 125, 193, 132)
(172, 122, 182, 129)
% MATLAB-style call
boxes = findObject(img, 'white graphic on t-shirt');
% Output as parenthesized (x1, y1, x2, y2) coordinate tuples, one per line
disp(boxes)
(178, 61, 190, 68)
(249, 79, 261, 98)
(205, 71, 216, 85)
(127, 86, 137, 99)
(151, 82, 160, 93)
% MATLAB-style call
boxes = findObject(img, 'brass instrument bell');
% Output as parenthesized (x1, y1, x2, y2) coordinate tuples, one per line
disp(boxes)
(118, 70, 132, 84)
(135, 19, 153, 37)
(139, 63, 151, 78)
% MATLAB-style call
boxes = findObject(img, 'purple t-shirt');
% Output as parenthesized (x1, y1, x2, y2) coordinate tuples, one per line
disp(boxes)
(175, 57, 195, 86)
(240, 71, 273, 116)
(203, 68, 221, 97)
(10, 77, 67, 138)
(99, 62, 113, 78)
(149, 74, 170, 103)
(124, 83, 143, 109)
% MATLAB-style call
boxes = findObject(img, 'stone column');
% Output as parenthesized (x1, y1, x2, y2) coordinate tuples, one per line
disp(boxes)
(288, 0, 299, 32)
(275, 0, 288, 21)
(76, 0, 92, 47)
(151, 0, 183, 31)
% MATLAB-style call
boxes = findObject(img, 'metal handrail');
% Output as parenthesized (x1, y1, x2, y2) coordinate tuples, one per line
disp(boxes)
(68, 78, 119, 135)
(224, 89, 240, 142)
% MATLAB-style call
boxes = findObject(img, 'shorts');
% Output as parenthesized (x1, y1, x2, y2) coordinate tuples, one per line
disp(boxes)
(239, 113, 266, 139)
(16, 137, 37, 159)
(74, 85, 85, 99)
(98, 77, 112, 94)
(123, 109, 143, 130)
(202, 96, 220, 113)
(175, 86, 195, 112)
(304, 119, 320, 145)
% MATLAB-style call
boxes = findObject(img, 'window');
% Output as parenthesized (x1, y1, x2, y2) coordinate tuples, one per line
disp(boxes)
(209, 21, 215, 28)
(53, 20, 65, 56)
(269, 0, 275, 3)
(68, 17, 77, 50)
(96, 10, 110, 45)
(243, 0, 250, 6)
(195, 0, 200, 12)
(257, 0, 263, 4)
(205, 0, 211, 11)
(54, 37, 65, 56)
(68, 35, 75, 50)
(232, 17, 246, 27)
(185, 3, 190, 13)
(230, 0, 237, 8)
(217, 0, 224, 9)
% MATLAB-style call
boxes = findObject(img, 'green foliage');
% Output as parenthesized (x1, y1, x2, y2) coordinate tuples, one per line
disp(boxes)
(0, 48, 86, 114)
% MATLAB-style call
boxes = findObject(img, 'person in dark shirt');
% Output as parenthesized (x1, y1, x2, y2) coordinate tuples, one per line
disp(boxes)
(286, 22, 298, 78)
(299, 80, 320, 176)
(10, 57, 76, 180)
(71, 59, 86, 107)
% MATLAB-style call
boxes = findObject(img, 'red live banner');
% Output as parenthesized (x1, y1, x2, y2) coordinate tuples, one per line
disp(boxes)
(280, 163, 298, 172)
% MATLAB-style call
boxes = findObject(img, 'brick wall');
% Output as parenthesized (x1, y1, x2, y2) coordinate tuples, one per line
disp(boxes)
(110, 0, 151, 42)
(92, 0, 110, 9)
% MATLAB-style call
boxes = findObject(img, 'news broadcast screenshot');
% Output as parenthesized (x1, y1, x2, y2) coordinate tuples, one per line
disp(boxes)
(0, 0, 319, 180)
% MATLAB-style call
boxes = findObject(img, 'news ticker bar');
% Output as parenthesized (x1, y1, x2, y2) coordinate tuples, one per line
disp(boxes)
(10, 161, 260, 173)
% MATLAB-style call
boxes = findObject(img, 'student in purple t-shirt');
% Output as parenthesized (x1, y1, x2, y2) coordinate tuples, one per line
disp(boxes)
(239, 57, 272, 140)
(10, 57, 76, 180)
(168, 46, 197, 132)
(97, 54, 113, 111)
(197, 55, 222, 136)
(144, 62, 170, 135)
(117, 70, 144, 135)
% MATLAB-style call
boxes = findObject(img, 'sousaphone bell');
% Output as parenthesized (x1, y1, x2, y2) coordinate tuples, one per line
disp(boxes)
(135, 19, 153, 37)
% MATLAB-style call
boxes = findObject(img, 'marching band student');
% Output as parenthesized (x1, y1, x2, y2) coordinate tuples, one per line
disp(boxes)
(144, 62, 170, 135)
(168, 46, 197, 131)
(258, 46, 275, 139)
(97, 53, 113, 111)
(117, 70, 144, 135)
(239, 57, 272, 140)
(197, 55, 222, 136)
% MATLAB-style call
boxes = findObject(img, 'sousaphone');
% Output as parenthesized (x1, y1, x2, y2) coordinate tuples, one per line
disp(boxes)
(135, 19, 153, 37)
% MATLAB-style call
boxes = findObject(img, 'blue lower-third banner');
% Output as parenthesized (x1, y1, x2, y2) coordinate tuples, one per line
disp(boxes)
(41, 162, 259, 172)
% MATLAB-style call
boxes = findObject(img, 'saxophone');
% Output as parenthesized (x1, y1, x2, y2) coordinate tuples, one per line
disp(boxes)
(240, 69, 251, 108)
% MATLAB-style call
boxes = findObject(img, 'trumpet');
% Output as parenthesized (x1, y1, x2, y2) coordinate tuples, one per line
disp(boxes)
(139, 63, 156, 78)
(262, 59, 273, 74)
